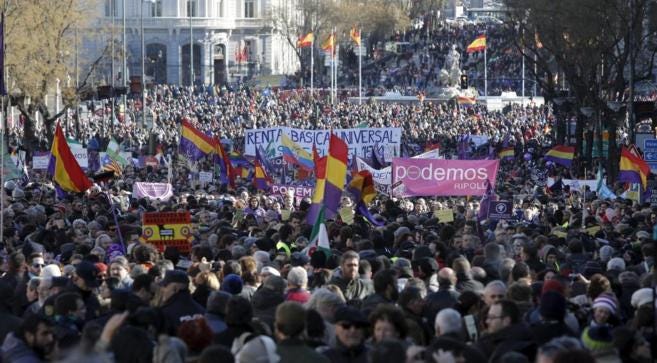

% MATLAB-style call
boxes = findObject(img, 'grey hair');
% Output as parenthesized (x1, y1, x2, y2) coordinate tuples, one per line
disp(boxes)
(484, 280, 507, 293)
(305, 288, 345, 321)
(287, 266, 308, 288)
(435, 308, 462, 335)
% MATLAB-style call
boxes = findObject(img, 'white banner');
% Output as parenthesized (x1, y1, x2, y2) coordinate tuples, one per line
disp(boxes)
(199, 171, 213, 184)
(244, 126, 402, 160)
(547, 178, 599, 192)
(32, 152, 50, 170)
(357, 149, 442, 194)
(68, 142, 88, 169)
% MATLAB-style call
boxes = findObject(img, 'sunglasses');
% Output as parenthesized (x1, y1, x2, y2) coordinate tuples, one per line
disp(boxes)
(338, 322, 363, 330)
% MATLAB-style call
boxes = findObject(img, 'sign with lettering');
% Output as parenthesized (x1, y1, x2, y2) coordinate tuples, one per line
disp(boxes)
(244, 127, 402, 160)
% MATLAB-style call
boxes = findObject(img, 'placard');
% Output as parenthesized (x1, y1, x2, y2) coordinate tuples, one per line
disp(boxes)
(32, 152, 51, 170)
(488, 201, 513, 220)
(140, 212, 192, 253)
(339, 207, 355, 225)
(434, 209, 454, 223)
(199, 171, 213, 184)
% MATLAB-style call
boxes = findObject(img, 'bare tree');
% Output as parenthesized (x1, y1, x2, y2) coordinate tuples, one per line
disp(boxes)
(3, 0, 110, 150)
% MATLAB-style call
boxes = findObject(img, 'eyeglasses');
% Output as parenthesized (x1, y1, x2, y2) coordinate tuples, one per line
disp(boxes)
(338, 322, 362, 330)
(32, 264, 44, 268)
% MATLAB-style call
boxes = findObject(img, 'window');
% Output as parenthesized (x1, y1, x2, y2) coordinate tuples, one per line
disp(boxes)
(245, 0, 255, 18)
(104, 0, 117, 17)
(151, 0, 163, 17)
(217, 0, 224, 17)
(187, 0, 197, 17)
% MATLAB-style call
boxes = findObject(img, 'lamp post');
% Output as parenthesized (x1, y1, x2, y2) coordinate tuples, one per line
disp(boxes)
(141, 0, 155, 129)
(189, 2, 194, 88)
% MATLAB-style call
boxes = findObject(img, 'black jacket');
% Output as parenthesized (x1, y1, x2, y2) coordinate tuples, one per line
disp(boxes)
(160, 289, 205, 334)
(322, 340, 368, 363)
(251, 287, 285, 330)
(475, 323, 537, 363)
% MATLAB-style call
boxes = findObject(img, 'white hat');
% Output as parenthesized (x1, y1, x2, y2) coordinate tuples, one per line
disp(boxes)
(631, 288, 654, 308)
(260, 266, 280, 277)
(41, 264, 62, 279)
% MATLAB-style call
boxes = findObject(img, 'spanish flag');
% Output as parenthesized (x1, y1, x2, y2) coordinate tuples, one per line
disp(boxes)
(466, 35, 486, 53)
(457, 96, 476, 105)
(47, 124, 92, 193)
(350, 26, 361, 46)
(619, 146, 650, 190)
(321, 34, 335, 55)
(297, 32, 314, 48)
(545, 145, 575, 168)
(499, 147, 515, 159)
(179, 120, 215, 161)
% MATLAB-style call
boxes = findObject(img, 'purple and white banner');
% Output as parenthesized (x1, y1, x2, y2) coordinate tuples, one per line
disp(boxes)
(132, 182, 174, 201)
(392, 158, 499, 196)
(270, 184, 314, 201)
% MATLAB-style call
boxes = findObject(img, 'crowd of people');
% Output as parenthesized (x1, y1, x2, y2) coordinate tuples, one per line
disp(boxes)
(0, 15, 655, 363)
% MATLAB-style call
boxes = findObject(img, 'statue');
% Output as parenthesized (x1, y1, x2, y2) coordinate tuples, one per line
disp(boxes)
(444, 44, 462, 88)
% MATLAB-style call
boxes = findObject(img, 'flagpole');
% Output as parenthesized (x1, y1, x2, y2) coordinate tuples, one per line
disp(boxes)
(484, 39, 488, 99)
(358, 28, 362, 105)
(310, 38, 314, 97)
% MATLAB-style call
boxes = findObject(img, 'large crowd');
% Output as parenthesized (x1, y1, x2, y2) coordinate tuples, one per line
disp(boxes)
(0, 17, 654, 363)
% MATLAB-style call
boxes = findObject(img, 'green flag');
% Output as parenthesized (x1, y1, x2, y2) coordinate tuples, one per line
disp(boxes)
(1, 137, 22, 181)
(106, 138, 128, 166)
(305, 206, 330, 257)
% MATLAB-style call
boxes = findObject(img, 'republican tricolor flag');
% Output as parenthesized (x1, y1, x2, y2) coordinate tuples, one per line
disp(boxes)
(48, 124, 93, 193)
(545, 145, 575, 168)
(619, 146, 650, 190)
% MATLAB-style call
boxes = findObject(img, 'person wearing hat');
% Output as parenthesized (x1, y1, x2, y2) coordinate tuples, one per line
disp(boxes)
(159, 270, 205, 334)
(530, 291, 577, 346)
(109, 256, 133, 290)
(580, 325, 621, 362)
(70, 261, 102, 321)
(590, 293, 618, 327)
(274, 302, 330, 363)
(321, 306, 369, 363)
(328, 251, 374, 302)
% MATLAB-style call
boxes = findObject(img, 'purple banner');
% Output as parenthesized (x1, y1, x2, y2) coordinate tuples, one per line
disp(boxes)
(392, 158, 499, 196)
(270, 184, 314, 201)
(132, 182, 174, 201)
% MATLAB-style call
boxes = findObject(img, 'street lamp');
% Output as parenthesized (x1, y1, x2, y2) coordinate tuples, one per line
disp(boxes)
(141, 0, 156, 129)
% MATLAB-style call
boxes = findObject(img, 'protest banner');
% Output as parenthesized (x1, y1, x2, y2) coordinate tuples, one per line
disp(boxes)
(199, 171, 213, 184)
(140, 212, 192, 253)
(32, 152, 51, 170)
(270, 184, 314, 201)
(132, 182, 174, 201)
(68, 142, 88, 169)
(392, 159, 499, 196)
(356, 149, 441, 194)
(244, 126, 402, 159)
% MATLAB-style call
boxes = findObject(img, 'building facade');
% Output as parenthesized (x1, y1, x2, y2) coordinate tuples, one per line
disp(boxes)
(85, 0, 300, 87)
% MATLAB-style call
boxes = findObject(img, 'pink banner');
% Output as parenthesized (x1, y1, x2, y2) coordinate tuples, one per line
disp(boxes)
(392, 158, 499, 196)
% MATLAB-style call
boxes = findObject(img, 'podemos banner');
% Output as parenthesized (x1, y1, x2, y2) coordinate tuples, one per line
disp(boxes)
(392, 158, 499, 196)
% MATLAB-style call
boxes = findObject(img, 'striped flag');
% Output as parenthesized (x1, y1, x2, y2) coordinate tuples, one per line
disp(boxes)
(545, 145, 575, 168)
(466, 35, 486, 53)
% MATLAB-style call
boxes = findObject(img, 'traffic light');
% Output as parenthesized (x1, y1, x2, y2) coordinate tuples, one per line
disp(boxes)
(460, 74, 469, 89)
